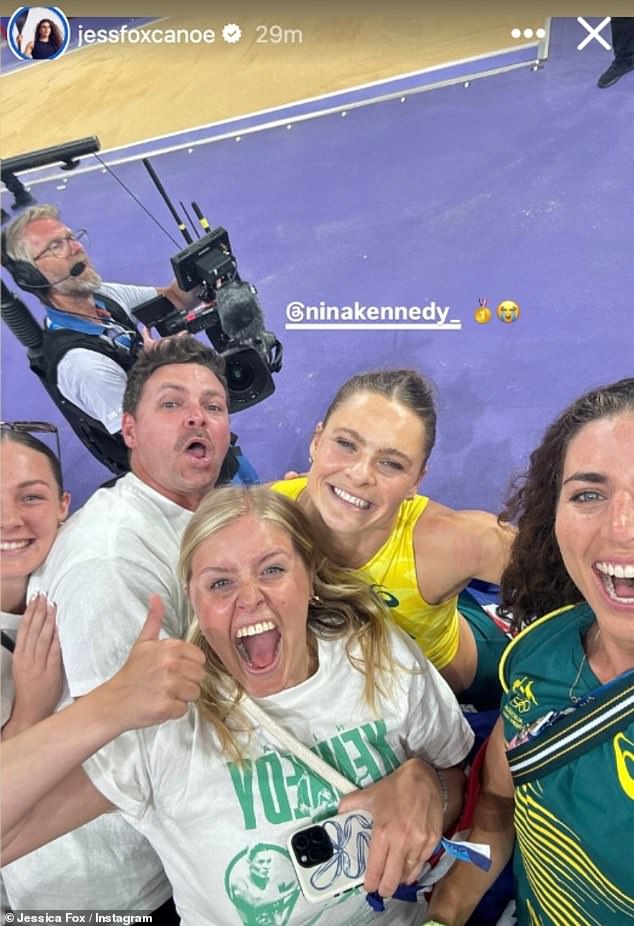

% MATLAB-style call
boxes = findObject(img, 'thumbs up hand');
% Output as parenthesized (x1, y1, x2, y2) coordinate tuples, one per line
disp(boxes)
(103, 595, 206, 730)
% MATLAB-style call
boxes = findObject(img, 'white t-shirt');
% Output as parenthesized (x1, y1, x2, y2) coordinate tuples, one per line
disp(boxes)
(85, 627, 474, 926)
(28, 472, 192, 693)
(10, 474, 192, 910)
(0, 610, 170, 912)
(0, 610, 20, 727)
(55, 282, 157, 434)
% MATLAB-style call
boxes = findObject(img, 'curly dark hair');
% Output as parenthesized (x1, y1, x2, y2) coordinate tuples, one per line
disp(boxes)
(498, 377, 634, 631)
(35, 19, 63, 50)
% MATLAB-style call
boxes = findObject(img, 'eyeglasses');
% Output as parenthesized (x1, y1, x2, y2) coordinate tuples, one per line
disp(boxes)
(0, 420, 62, 469)
(32, 229, 89, 262)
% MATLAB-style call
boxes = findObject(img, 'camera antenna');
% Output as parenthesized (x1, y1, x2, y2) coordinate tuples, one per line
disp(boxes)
(179, 200, 201, 239)
(142, 157, 193, 245)
(191, 201, 211, 236)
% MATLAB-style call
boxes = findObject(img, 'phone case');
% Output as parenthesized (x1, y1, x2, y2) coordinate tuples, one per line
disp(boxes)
(287, 809, 373, 903)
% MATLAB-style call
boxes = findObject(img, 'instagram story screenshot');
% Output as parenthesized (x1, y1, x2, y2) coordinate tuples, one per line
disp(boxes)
(1, 3, 634, 925)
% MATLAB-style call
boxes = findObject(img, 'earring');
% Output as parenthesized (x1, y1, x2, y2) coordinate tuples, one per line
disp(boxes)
(308, 455, 313, 464)
(310, 594, 321, 605)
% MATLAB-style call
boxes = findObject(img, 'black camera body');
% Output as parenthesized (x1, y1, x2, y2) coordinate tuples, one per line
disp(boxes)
(133, 228, 282, 414)
(133, 295, 216, 338)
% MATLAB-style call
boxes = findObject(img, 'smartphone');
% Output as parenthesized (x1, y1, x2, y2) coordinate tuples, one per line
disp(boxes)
(287, 809, 373, 903)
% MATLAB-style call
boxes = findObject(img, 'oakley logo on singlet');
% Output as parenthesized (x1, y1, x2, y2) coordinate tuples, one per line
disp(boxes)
(371, 585, 399, 608)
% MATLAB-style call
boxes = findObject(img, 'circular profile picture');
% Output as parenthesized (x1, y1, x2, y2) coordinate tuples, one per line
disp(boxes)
(7, 6, 70, 61)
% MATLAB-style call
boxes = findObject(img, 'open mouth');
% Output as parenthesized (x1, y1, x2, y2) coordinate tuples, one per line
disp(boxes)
(0, 539, 33, 552)
(595, 562, 634, 603)
(235, 621, 281, 671)
(329, 485, 371, 510)
(184, 438, 210, 461)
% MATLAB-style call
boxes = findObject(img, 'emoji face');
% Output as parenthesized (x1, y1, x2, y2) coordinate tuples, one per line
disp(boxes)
(497, 300, 520, 323)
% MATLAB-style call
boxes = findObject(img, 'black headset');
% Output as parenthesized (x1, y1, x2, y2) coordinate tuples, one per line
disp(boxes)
(1, 230, 52, 295)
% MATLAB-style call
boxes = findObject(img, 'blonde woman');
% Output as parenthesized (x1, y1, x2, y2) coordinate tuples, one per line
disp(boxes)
(3, 487, 474, 925)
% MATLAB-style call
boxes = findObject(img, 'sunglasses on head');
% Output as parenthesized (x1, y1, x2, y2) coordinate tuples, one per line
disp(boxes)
(0, 420, 62, 469)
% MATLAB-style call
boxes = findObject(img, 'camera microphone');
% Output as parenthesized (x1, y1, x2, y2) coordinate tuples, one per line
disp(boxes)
(215, 281, 265, 342)
(26, 261, 87, 289)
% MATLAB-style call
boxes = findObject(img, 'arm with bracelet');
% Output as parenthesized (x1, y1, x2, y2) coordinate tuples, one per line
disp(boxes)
(337, 756, 466, 892)
(243, 686, 471, 904)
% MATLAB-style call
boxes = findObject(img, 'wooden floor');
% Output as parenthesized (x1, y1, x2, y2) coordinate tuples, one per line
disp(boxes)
(2, 12, 548, 157)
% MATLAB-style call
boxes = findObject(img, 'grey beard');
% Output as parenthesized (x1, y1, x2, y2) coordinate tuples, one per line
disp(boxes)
(53, 266, 103, 295)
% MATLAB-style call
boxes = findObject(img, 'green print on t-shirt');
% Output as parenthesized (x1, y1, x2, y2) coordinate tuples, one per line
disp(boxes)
(228, 720, 401, 830)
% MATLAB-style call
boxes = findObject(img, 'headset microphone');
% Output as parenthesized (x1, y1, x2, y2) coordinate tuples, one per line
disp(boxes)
(68, 261, 86, 277)
(23, 261, 87, 289)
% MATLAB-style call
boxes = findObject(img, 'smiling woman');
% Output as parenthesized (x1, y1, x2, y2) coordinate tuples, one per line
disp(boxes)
(498, 376, 634, 633)
(272, 369, 515, 704)
(185, 515, 314, 699)
(2, 486, 475, 925)
(1, 424, 69, 736)
(427, 377, 634, 926)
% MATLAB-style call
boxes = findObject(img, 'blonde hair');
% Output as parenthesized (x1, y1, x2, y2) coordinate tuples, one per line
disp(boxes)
(4, 204, 61, 263)
(179, 486, 396, 762)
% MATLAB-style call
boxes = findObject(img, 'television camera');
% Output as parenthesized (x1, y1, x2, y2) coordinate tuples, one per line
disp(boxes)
(1, 144, 283, 477)
(132, 159, 283, 413)
(132, 232, 283, 414)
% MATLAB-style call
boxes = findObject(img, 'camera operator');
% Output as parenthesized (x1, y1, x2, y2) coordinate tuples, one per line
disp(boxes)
(2, 204, 201, 438)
